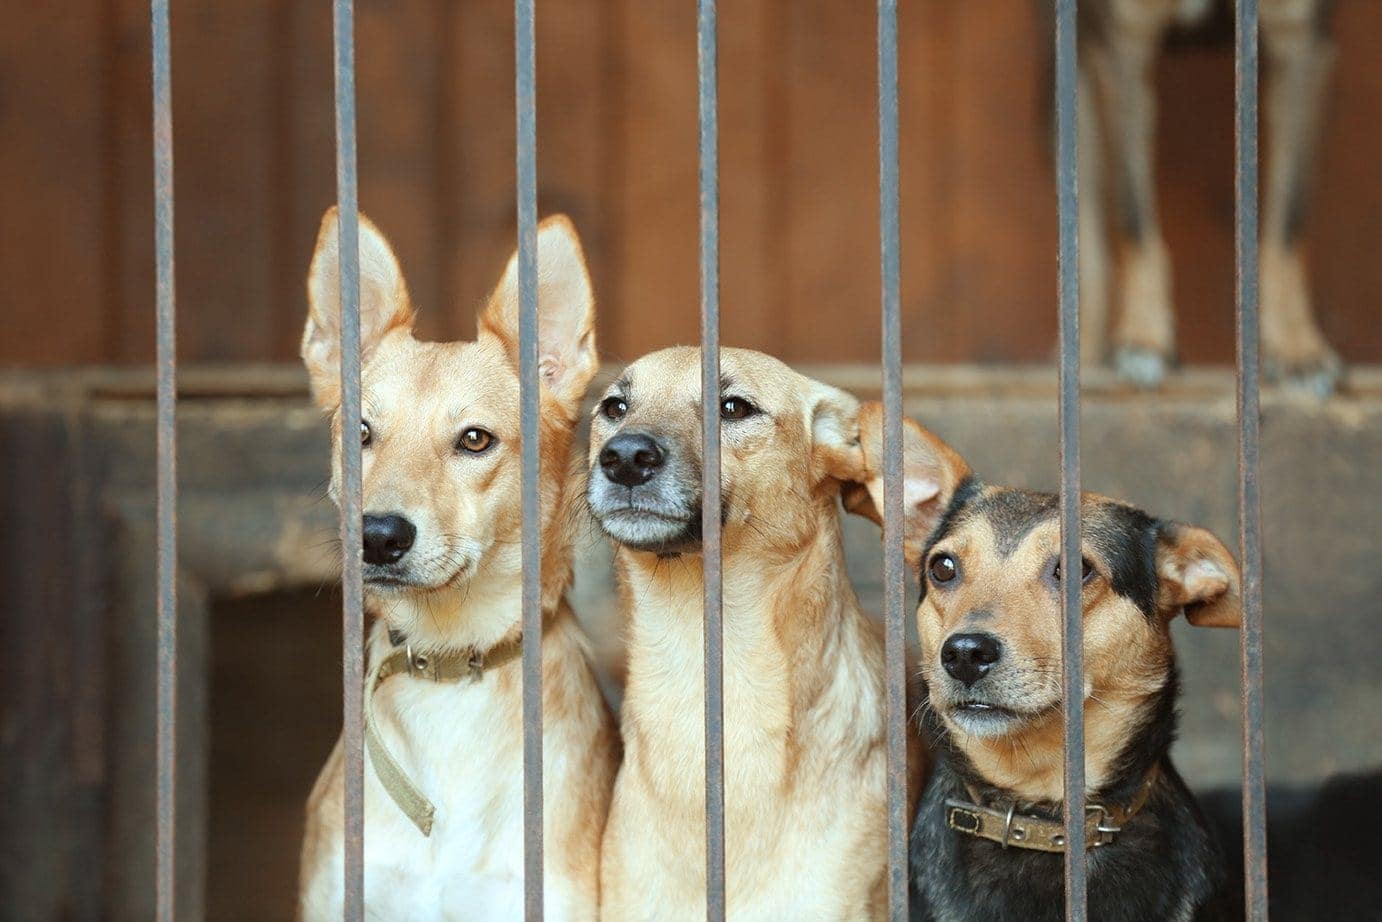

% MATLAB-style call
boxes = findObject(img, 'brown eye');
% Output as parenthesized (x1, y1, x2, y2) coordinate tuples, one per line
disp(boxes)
(601, 396, 628, 421)
(1053, 556, 1096, 584)
(456, 428, 494, 453)
(928, 553, 958, 585)
(720, 396, 757, 420)
(360, 421, 372, 446)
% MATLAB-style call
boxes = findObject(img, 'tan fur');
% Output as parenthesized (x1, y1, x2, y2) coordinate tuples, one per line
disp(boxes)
(849, 404, 1240, 805)
(296, 209, 615, 919)
(591, 348, 923, 921)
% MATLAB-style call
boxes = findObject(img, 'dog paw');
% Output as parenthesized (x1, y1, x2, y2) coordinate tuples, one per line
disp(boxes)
(1113, 347, 1170, 389)
(1265, 351, 1343, 399)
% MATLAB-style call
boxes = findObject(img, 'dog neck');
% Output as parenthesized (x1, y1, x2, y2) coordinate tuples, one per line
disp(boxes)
(614, 495, 875, 786)
(929, 665, 1179, 810)
(619, 495, 862, 681)
(366, 561, 528, 656)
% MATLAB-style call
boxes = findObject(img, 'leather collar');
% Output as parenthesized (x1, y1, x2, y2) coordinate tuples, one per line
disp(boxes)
(378, 630, 525, 684)
(366, 630, 528, 837)
(945, 764, 1160, 853)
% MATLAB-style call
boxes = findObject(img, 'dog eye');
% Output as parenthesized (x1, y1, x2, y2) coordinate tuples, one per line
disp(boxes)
(928, 553, 958, 585)
(456, 428, 494, 453)
(1052, 556, 1097, 584)
(360, 421, 372, 447)
(600, 396, 628, 421)
(720, 396, 758, 420)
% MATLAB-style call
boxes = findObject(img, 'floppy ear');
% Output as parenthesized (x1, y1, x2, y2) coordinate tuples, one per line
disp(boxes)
(479, 215, 598, 413)
(840, 402, 971, 569)
(302, 207, 415, 409)
(1155, 522, 1242, 628)
(807, 382, 865, 484)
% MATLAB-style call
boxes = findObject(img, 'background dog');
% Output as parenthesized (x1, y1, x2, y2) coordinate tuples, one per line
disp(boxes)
(1075, 0, 1340, 393)
(846, 404, 1239, 921)
(295, 210, 616, 919)
(587, 346, 922, 920)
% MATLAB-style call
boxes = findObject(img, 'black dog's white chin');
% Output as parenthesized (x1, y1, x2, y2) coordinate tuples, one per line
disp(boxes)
(596, 507, 702, 555)
(944, 700, 1054, 739)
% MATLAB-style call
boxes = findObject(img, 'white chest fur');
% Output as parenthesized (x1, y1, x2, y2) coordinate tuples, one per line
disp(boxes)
(299, 663, 588, 921)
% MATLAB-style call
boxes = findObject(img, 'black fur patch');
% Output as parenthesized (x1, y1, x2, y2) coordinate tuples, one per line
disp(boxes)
(1085, 504, 1162, 618)
(911, 666, 1229, 921)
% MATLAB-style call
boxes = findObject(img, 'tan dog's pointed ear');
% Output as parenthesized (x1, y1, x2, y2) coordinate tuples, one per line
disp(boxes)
(302, 207, 415, 409)
(840, 402, 971, 569)
(1156, 522, 1242, 628)
(479, 215, 598, 414)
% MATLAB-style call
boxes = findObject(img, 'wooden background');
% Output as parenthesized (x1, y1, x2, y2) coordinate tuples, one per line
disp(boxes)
(3, 0, 1380, 369)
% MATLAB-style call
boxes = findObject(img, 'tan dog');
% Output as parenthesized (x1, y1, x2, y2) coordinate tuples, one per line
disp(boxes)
(846, 404, 1240, 920)
(1076, 0, 1340, 394)
(586, 347, 922, 920)
(296, 209, 616, 920)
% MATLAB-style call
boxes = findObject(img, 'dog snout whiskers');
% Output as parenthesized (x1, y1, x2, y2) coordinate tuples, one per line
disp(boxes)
(941, 632, 1002, 687)
(363, 513, 417, 565)
(599, 432, 666, 487)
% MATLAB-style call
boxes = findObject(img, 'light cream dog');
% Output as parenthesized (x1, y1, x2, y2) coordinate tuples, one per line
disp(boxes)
(586, 346, 923, 920)
(296, 209, 616, 920)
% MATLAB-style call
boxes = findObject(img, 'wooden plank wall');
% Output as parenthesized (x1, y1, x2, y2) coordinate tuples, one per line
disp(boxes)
(2, 0, 1379, 368)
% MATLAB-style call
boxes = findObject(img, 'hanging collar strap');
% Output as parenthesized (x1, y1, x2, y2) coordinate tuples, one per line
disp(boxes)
(364, 633, 525, 836)
(944, 764, 1160, 853)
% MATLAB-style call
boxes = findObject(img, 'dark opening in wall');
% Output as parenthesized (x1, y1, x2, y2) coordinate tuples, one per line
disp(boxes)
(208, 589, 341, 922)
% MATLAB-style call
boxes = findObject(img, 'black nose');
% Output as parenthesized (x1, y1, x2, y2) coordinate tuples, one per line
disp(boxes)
(941, 632, 1002, 687)
(599, 432, 666, 487)
(362, 513, 416, 565)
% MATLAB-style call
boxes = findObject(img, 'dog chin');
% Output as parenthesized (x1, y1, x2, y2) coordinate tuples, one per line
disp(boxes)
(363, 560, 474, 594)
(943, 701, 1048, 739)
(596, 507, 701, 554)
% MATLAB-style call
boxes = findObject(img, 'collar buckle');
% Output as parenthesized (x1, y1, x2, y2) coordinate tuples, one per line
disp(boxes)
(405, 644, 437, 680)
(1087, 803, 1121, 845)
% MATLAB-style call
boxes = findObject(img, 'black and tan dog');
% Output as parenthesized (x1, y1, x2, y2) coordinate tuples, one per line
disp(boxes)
(1073, 0, 1340, 394)
(846, 404, 1239, 921)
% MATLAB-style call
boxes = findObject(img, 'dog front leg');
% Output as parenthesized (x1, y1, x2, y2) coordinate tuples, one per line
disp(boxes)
(1260, 1, 1340, 396)
(1078, 65, 1113, 368)
(1092, 5, 1176, 386)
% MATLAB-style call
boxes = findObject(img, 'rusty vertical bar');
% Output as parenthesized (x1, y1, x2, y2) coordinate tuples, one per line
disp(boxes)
(150, 1, 177, 919)
(515, 0, 545, 918)
(1054, 0, 1087, 917)
(1234, 0, 1269, 917)
(331, 1, 366, 918)
(697, 1, 725, 919)
(876, 2, 908, 919)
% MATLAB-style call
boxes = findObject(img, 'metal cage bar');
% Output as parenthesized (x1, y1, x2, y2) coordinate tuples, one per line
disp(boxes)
(331, 1, 367, 917)
(876, 2, 909, 919)
(1053, 0, 1088, 918)
(1234, 0, 1269, 917)
(697, 1, 727, 919)
(515, 0, 546, 917)
(151, 1, 178, 919)
(131, 3, 1279, 918)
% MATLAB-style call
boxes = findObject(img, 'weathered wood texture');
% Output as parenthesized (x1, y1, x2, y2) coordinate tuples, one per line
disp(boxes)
(2, 0, 1381, 368)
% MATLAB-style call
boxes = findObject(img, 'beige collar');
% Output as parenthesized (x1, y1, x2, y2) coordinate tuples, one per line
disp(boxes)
(945, 764, 1161, 853)
(365, 633, 525, 836)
